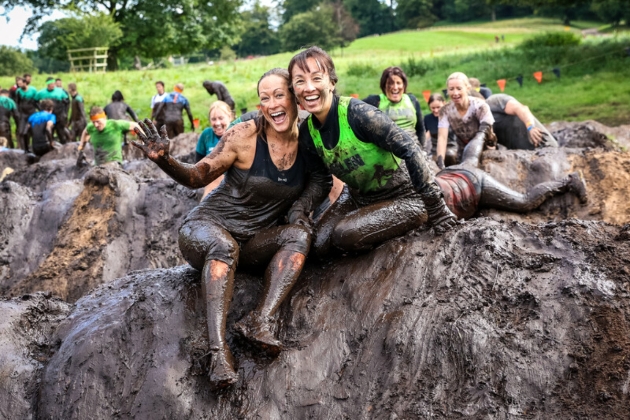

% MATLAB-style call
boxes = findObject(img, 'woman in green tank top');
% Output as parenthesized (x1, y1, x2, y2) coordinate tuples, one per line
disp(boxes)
(289, 47, 457, 257)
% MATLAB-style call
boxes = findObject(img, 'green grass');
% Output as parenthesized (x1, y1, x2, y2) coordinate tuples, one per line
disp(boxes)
(1, 17, 628, 130)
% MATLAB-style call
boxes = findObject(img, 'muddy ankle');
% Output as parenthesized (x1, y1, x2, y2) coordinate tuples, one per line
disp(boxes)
(209, 348, 238, 388)
(235, 312, 283, 355)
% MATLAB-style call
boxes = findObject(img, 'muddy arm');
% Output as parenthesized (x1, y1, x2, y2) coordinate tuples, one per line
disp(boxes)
(184, 103, 194, 131)
(126, 104, 139, 123)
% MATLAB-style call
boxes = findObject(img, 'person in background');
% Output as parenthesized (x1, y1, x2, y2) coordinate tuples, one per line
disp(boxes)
(23, 73, 32, 87)
(0, 89, 19, 148)
(153, 83, 194, 138)
(202, 80, 235, 111)
(150, 81, 168, 122)
(469, 77, 492, 100)
(104, 90, 139, 122)
(9, 76, 22, 102)
(35, 76, 71, 144)
(423, 93, 457, 158)
(436, 72, 496, 168)
(67, 83, 87, 143)
(26, 99, 58, 157)
(78, 106, 140, 166)
(362, 66, 426, 148)
(16, 77, 39, 152)
(486, 93, 558, 150)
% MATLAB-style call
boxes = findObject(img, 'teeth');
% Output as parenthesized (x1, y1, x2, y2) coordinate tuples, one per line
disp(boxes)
(305, 95, 319, 101)
(271, 112, 285, 117)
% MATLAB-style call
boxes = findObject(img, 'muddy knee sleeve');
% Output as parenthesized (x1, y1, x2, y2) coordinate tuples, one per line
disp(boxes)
(178, 221, 239, 270)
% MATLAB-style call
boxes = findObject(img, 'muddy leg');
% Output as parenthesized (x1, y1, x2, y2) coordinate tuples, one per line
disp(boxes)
(479, 171, 586, 212)
(312, 185, 357, 258)
(460, 136, 485, 168)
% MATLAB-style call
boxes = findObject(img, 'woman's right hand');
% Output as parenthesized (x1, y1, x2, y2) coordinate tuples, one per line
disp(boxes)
(133, 118, 170, 162)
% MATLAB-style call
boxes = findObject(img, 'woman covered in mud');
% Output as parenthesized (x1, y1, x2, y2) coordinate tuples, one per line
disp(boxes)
(288, 46, 457, 258)
(132, 68, 331, 388)
(436, 72, 496, 168)
(435, 132, 587, 219)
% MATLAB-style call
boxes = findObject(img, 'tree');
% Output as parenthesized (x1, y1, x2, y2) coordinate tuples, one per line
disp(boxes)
(0, 46, 34, 77)
(282, 0, 315, 23)
(591, 0, 630, 26)
(2, 0, 242, 69)
(234, 1, 281, 57)
(495, 0, 591, 25)
(396, 0, 435, 28)
(343, 0, 397, 36)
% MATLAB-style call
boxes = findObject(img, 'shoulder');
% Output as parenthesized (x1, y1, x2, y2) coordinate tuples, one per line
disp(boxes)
(199, 127, 215, 140)
(221, 119, 256, 148)
(75, 94, 84, 102)
(362, 95, 380, 107)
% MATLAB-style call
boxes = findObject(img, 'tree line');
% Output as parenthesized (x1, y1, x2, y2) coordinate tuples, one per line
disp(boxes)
(0, 0, 628, 75)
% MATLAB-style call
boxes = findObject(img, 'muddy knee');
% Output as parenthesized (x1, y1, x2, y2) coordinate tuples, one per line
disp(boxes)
(178, 222, 239, 270)
(277, 224, 311, 256)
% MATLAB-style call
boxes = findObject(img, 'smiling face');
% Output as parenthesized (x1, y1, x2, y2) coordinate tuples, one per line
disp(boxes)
(430, 100, 444, 117)
(385, 75, 405, 103)
(447, 78, 469, 107)
(258, 74, 298, 134)
(210, 108, 230, 137)
(291, 57, 335, 123)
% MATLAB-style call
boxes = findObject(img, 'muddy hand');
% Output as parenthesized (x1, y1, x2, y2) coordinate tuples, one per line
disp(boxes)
(132, 118, 170, 161)
(528, 127, 543, 147)
(288, 208, 312, 235)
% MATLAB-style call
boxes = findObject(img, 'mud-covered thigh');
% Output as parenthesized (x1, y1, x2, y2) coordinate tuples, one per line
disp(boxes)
(241, 224, 311, 267)
(178, 219, 240, 270)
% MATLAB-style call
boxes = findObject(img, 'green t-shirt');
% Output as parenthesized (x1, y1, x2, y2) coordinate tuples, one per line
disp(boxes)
(86, 119, 131, 165)
(17, 86, 38, 101)
(35, 87, 69, 102)
(0, 96, 16, 111)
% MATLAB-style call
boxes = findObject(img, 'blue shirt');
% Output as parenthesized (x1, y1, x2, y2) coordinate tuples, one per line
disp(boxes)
(196, 128, 221, 156)
(163, 92, 189, 106)
(28, 111, 57, 126)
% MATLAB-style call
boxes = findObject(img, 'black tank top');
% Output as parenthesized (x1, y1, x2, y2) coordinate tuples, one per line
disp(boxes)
(184, 135, 306, 242)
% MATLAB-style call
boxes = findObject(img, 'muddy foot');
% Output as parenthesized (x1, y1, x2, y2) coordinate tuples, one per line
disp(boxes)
(567, 171, 588, 204)
(208, 348, 238, 389)
(234, 312, 283, 356)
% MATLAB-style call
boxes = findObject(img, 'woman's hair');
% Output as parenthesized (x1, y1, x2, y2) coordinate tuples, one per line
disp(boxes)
(255, 68, 296, 136)
(428, 93, 445, 105)
(209, 101, 234, 121)
(288, 46, 338, 86)
(446, 72, 471, 89)
(112, 90, 124, 102)
(380, 66, 408, 94)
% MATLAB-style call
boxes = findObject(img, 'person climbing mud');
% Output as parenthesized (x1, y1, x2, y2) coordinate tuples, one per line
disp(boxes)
(0, 89, 19, 149)
(26, 99, 58, 157)
(362, 66, 426, 148)
(288, 46, 456, 257)
(16, 78, 39, 152)
(435, 131, 587, 219)
(153, 83, 194, 139)
(104, 90, 139, 122)
(436, 72, 496, 168)
(35, 77, 70, 144)
(423, 93, 458, 158)
(132, 68, 331, 388)
(78, 106, 139, 166)
(202, 80, 235, 111)
(67, 83, 87, 143)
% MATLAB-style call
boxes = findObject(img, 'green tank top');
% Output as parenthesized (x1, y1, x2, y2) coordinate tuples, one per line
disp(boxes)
(308, 96, 401, 194)
(378, 93, 416, 135)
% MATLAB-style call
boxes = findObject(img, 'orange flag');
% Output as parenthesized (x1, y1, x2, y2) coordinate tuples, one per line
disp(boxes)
(533, 71, 543, 84)
(422, 90, 431, 103)
(350, 93, 359, 99)
(496, 79, 506, 92)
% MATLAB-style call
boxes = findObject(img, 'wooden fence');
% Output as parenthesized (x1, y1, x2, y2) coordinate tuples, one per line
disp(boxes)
(67, 47, 108, 72)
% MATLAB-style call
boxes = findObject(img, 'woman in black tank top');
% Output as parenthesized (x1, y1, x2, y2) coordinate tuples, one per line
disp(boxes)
(133, 69, 332, 389)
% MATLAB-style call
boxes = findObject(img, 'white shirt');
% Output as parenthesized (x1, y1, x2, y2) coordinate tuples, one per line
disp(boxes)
(150, 92, 168, 109)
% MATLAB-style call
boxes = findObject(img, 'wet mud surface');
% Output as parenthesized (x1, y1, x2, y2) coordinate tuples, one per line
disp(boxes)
(0, 124, 629, 418)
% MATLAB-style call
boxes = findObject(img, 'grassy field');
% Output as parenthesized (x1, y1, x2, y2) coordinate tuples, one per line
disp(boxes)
(1, 17, 628, 131)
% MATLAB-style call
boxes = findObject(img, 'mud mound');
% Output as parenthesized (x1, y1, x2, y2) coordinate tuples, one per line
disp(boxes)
(479, 148, 630, 225)
(550, 122, 617, 150)
(549, 120, 630, 150)
(3, 165, 199, 302)
(37, 219, 630, 419)
(0, 293, 71, 420)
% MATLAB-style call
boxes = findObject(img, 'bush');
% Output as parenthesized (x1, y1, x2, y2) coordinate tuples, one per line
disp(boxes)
(519, 31, 581, 50)
(400, 57, 434, 77)
(0, 46, 35, 77)
(346, 62, 378, 77)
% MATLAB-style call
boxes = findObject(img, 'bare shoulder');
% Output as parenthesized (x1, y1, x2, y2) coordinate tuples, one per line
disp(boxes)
(219, 120, 257, 154)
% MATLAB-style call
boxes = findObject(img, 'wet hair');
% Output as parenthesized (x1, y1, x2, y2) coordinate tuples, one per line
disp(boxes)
(68, 82, 77, 91)
(40, 99, 54, 111)
(468, 77, 481, 89)
(255, 67, 295, 136)
(288, 46, 339, 86)
(379, 66, 408, 94)
(428, 93, 445, 105)
(209, 100, 234, 121)
(112, 90, 124, 102)
(90, 106, 105, 117)
(155, 81, 164, 87)
(446, 72, 471, 89)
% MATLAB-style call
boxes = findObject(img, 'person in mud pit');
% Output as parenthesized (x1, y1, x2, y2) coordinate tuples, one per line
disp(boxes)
(434, 126, 587, 219)
(104, 90, 139, 122)
(35, 77, 71, 144)
(132, 68, 331, 388)
(436, 72, 496, 168)
(153, 83, 195, 139)
(16, 76, 39, 152)
(362, 66, 426, 148)
(0, 89, 19, 149)
(424, 93, 458, 158)
(196, 100, 234, 198)
(288, 46, 457, 258)
(202, 80, 235, 111)
(67, 83, 87, 143)
(78, 106, 140, 166)
(487, 93, 558, 150)
(26, 99, 58, 157)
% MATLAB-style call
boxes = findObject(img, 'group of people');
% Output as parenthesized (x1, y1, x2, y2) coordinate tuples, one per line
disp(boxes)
(130, 46, 587, 388)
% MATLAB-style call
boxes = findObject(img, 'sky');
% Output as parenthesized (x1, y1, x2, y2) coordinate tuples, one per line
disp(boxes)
(1, 7, 67, 50)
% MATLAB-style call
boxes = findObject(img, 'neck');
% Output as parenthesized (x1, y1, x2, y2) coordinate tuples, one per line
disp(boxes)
(455, 97, 469, 112)
(313, 98, 333, 125)
(265, 121, 298, 145)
